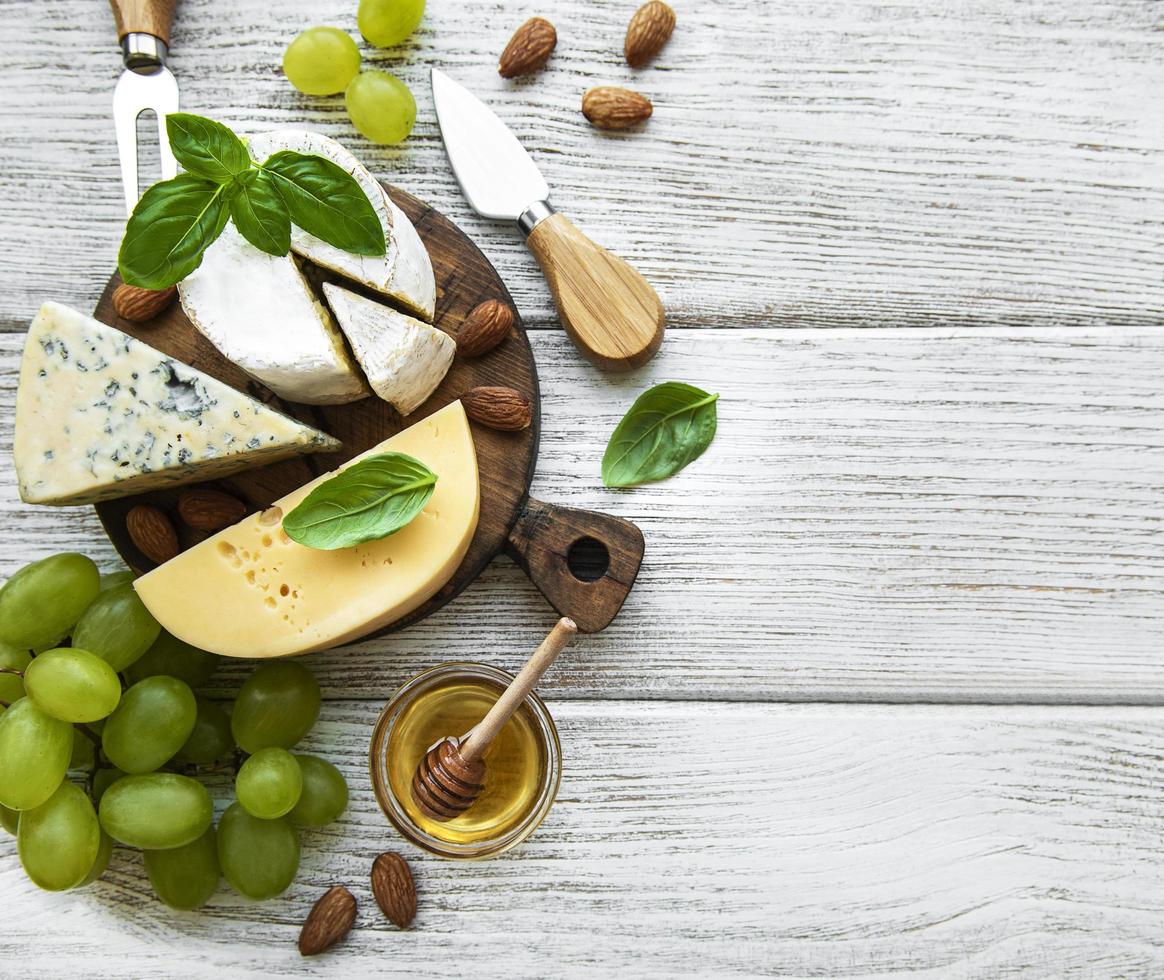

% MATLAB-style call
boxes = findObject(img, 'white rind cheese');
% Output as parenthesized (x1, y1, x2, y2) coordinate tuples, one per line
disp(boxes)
(14, 302, 342, 506)
(178, 224, 368, 405)
(322, 283, 454, 416)
(135, 401, 480, 658)
(246, 130, 437, 321)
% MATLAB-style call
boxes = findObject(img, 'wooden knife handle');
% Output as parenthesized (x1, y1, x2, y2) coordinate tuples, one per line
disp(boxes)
(110, 0, 176, 44)
(525, 212, 664, 371)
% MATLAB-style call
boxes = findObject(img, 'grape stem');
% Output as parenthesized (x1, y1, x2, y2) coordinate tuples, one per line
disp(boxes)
(0, 666, 24, 677)
(76, 723, 102, 747)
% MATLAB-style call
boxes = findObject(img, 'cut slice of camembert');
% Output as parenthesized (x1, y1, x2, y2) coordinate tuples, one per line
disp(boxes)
(322, 283, 454, 416)
(178, 223, 369, 405)
(14, 302, 342, 506)
(245, 129, 437, 321)
(135, 401, 480, 658)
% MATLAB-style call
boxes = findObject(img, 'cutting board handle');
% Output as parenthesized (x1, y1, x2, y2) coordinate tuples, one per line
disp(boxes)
(110, 0, 176, 44)
(505, 497, 644, 633)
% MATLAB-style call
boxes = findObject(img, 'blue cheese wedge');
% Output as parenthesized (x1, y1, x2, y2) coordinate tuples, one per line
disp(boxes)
(246, 130, 437, 321)
(178, 224, 369, 405)
(321, 284, 454, 416)
(14, 302, 341, 506)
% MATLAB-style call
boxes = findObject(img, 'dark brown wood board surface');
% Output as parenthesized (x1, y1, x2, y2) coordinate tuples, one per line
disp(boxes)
(93, 185, 643, 637)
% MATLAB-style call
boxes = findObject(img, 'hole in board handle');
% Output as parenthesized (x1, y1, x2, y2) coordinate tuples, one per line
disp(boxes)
(566, 537, 610, 582)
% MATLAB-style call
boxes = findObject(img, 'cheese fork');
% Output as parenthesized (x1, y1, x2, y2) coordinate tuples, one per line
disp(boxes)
(110, 0, 180, 213)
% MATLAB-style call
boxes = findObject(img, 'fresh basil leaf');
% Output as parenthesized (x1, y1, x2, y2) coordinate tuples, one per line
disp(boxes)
(166, 113, 251, 183)
(283, 452, 437, 550)
(260, 150, 386, 256)
(229, 170, 291, 256)
(602, 382, 719, 488)
(117, 174, 231, 290)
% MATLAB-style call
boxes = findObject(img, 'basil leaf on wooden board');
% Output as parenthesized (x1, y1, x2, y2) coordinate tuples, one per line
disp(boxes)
(118, 174, 231, 290)
(166, 113, 251, 183)
(602, 382, 720, 488)
(229, 170, 291, 256)
(283, 452, 438, 550)
(260, 150, 386, 257)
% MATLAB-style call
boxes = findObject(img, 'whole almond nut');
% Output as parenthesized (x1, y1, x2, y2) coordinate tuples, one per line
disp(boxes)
(299, 885, 357, 956)
(371, 852, 417, 929)
(625, 1, 675, 68)
(499, 17, 557, 78)
(457, 300, 515, 358)
(177, 488, 247, 531)
(462, 386, 533, 432)
(126, 505, 180, 565)
(582, 87, 653, 130)
(112, 284, 178, 323)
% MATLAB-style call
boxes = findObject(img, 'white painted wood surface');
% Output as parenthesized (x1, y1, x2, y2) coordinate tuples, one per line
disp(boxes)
(0, 0, 1162, 974)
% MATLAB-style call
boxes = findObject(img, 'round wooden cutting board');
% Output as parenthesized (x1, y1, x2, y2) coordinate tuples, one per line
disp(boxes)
(93, 184, 644, 637)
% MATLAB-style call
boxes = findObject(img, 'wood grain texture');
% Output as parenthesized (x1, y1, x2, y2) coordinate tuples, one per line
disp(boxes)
(108, 0, 176, 44)
(0, 0, 1161, 331)
(3, 701, 1164, 977)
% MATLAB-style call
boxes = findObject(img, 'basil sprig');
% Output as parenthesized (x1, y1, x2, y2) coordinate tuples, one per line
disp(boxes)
(118, 113, 385, 289)
(282, 452, 438, 551)
(602, 382, 720, 488)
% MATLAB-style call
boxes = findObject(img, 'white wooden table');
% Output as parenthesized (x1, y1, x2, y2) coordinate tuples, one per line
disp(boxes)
(2, 0, 1163, 975)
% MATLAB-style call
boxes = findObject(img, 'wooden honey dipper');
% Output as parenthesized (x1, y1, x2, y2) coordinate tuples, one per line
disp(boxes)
(411, 617, 578, 822)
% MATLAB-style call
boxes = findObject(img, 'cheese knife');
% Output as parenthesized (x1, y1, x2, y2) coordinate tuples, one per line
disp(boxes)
(431, 68, 664, 371)
(110, 0, 179, 213)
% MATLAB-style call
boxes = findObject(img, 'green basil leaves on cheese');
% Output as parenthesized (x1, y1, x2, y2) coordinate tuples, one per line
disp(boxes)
(602, 382, 719, 488)
(282, 452, 438, 550)
(118, 113, 386, 290)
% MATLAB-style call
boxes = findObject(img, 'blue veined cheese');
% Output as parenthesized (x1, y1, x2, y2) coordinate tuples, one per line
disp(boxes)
(245, 130, 437, 322)
(322, 283, 454, 415)
(14, 302, 342, 506)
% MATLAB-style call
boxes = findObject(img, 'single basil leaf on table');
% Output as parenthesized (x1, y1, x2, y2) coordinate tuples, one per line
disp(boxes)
(602, 382, 720, 488)
(259, 150, 386, 256)
(165, 113, 252, 183)
(283, 452, 438, 550)
(229, 170, 291, 256)
(117, 174, 231, 290)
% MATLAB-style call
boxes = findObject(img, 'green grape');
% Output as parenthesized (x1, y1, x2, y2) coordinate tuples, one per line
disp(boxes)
(173, 698, 234, 765)
(0, 697, 72, 810)
(102, 676, 197, 774)
(231, 662, 320, 753)
(144, 826, 219, 909)
(91, 767, 126, 803)
(0, 642, 31, 703)
(357, 0, 424, 47)
(24, 647, 122, 723)
(72, 583, 161, 672)
(289, 755, 348, 827)
(236, 747, 302, 820)
(69, 728, 95, 770)
(345, 71, 416, 145)
(217, 802, 299, 900)
(99, 772, 212, 849)
(124, 630, 220, 688)
(0, 803, 18, 835)
(0, 553, 99, 649)
(283, 26, 361, 96)
(79, 829, 113, 886)
(17, 781, 100, 891)
(99, 570, 135, 592)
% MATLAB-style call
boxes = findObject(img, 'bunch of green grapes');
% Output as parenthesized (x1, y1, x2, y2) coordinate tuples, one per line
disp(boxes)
(0, 553, 349, 908)
(282, 0, 423, 145)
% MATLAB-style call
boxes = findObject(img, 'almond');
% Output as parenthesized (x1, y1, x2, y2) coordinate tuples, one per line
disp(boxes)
(499, 17, 557, 78)
(625, 1, 675, 68)
(177, 488, 247, 531)
(299, 885, 357, 956)
(126, 505, 180, 565)
(112, 283, 178, 323)
(462, 386, 533, 431)
(371, 852, 416, 929)
(457, 300, 515, 358)
(582, 87, 653, 130)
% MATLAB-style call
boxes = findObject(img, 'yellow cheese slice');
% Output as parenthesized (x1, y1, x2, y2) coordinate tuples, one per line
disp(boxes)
(135, 401, 479, 658)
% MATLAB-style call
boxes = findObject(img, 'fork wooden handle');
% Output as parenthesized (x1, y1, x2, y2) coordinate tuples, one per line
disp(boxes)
(110, 0, 176, 43)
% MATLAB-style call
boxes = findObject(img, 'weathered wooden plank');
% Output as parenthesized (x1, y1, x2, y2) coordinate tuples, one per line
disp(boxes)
(0, 0, 1161, 331)
(3, 701, 1164, 977)
(3, 327, 1162, 703)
